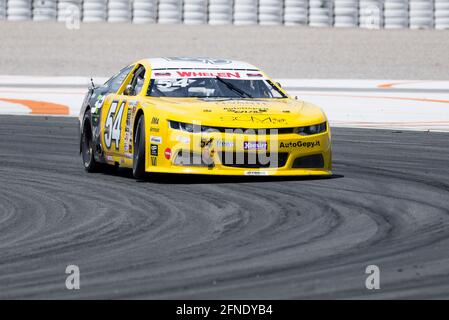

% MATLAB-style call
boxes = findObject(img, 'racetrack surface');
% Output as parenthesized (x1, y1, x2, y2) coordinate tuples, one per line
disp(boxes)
(1, 115, 449, 299)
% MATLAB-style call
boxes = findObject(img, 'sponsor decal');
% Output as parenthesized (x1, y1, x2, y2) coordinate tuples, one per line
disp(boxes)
(152, 68, 265, 80)
(151, 117, 159, 125)
(151, 156, 157, 166)
(124, 153, 133, 159)
(124, 132, 130, 152)
(93, 94, 105, 113)
(176, 136, 190, 144)
(246, 73, 263, 77)
(150, 136, 162, 144)
(280, 140, 321, 148)
(244, 171, 269, 176)
(150, 127, 160, 133)
(200, 137, 214, 148)
(150, 144, 158, 156)
(176, 71, 241, 78)
(106, 155, 114, 162)
(244, 141, 268, 151)
(128, 102, 137, 121)
(128, 104, 136, 153)
(125, 108, 132, 132)
(220, 115, 287, 124)
(124, 108, 132, 153)
(154, 72, 172, 77)
(223, 106, 269, 114)
(218, 100, 267, 105)
(216, 140, 234, 148)
(164, 148, 172, 160)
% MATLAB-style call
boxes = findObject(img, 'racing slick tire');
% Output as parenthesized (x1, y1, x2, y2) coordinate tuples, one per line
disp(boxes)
(81, 110, 103, 173)
(133, 115, 146, 179)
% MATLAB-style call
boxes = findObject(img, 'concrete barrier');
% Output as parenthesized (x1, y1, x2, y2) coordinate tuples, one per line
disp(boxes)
(2, 0, 448, 29)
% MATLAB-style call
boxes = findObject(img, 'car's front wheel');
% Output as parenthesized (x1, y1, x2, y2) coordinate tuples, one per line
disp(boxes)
(133, 115, 146, 179)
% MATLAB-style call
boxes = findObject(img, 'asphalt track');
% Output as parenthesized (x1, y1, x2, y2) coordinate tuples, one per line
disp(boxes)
(1, 115, 449, 299)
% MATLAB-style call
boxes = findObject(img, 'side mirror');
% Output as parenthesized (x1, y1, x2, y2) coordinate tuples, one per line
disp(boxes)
(124, 84, 135, 96)
(276, 82, 282, 88)
(88, 78, 96, 92)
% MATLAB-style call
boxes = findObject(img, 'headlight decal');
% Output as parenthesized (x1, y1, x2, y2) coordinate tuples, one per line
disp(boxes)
(168, 120, 297, 134)
(295, 122, 327, 136)
(169, 120, 197, 133)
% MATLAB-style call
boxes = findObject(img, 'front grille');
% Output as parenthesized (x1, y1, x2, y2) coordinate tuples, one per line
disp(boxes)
(292, 154, 324, 168)
(219, 152, 289, 168)
(174, 151, 212, 167)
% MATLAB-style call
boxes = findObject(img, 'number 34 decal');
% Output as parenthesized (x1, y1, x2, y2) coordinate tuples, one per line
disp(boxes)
(104, 100, 125, 149)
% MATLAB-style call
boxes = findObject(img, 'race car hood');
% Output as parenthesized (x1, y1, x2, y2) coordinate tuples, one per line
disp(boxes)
(141, 97, 326, 128)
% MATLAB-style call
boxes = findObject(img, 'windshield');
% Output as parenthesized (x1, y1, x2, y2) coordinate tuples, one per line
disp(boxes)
(147, 71, 286, 99)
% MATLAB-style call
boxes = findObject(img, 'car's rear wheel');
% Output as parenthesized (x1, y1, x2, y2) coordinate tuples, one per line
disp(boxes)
(81, 110, 102, 172)
(133, 115, 146, 179)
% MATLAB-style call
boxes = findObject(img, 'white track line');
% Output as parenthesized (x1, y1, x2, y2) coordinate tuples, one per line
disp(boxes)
(0, 77, 448, 131)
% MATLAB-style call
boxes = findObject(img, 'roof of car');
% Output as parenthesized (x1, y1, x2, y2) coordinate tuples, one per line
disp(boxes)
(146, 57, 259, 70)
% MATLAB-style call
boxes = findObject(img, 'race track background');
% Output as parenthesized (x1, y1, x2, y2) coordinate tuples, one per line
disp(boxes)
(0, 22, 449, 299)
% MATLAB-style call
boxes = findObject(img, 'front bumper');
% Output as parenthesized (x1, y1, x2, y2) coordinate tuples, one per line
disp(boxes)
(145, 129, 332, 176)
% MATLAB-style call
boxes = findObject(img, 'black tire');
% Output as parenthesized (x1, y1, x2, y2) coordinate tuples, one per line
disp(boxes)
(133, 115, 146, 179)
(81, 110, 102, 173)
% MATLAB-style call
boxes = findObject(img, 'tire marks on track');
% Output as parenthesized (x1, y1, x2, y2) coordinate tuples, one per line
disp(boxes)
(0, 115, 449, 299)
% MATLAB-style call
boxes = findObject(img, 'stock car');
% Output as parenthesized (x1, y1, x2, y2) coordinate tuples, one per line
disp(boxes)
(79, 57, 332, 179)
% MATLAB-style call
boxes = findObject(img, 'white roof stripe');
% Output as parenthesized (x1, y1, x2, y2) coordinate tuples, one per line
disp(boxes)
(146, 57, 259, 70)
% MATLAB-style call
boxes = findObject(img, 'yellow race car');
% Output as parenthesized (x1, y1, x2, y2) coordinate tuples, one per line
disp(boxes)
(79, 57, 332, 179)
